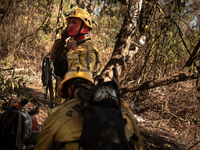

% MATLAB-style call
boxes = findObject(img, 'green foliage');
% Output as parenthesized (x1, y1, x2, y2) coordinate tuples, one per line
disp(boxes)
(0, 0, 199, 86)
(42, 19, 53, 34)
(129, 0, 200, 83)
(0, 68, 31, 99)
(92, 4, 123, 65)
(0, 8, 5, 14)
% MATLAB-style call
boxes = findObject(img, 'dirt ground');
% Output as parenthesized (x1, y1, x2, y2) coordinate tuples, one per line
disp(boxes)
(0, 72, 200, 150)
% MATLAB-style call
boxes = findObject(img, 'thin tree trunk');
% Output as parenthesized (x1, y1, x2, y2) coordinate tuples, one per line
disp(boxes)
(101, 0, 143, 82)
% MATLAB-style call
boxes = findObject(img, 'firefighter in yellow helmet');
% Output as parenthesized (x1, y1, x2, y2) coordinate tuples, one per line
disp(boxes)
(51, 8, 100, 104)
(50, 8, 100, 74)
(34, 68, 145, 150)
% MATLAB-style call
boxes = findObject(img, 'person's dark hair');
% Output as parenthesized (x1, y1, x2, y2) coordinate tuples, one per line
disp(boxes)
(62, 78, 93, 98)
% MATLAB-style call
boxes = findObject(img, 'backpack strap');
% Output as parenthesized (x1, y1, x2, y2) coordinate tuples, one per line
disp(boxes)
(129, 133, 139, 150)
(77, 38, 101, 75)
(93, 49, 101, 76)
(86, 50, 90, 71)
(77, 38, 91, 46)
(85, 48, 101, 76)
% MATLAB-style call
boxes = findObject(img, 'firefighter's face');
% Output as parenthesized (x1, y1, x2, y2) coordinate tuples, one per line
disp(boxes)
(68, 17, 79, 28)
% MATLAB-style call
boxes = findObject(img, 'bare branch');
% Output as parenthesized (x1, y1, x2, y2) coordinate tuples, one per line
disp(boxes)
(119, 40, 200, 94)
(55, 0, 64, 36)
(119, 72, 197, 94)
(182, 39, 200, 72)
(2, 4, 53, 60)
(76, 0, 85, 9)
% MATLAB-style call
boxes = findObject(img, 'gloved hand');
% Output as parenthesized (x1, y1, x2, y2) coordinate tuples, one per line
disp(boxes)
(61, 27, 68, 44)
(67, 37, 77, 51)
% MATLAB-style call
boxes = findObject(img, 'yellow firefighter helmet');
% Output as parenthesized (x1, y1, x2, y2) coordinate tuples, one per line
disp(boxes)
(65, 8, 92, 29)
(58, 67, 94, 96)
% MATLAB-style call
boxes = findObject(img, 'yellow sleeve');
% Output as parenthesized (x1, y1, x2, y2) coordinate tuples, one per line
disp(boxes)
(80, 49, 97, 72)
(34, 99, 82, 150)
(122, 101, 145, 150)
(34, 115, 56, 150)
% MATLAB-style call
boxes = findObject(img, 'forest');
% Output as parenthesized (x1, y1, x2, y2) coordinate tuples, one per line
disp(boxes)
(0, 0, 200, 149)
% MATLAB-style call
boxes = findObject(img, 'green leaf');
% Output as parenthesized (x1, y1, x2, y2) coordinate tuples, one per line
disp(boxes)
(11, 70, 15, 79)
(98, 0, 101, 5)
(18, 77, 24, 82)
(13, 76, 19, 80)
(23, 83, 26, 92)
(23, 79, 28, 82)
(17, 83, 20, 90)
(11, 81, 14, 92)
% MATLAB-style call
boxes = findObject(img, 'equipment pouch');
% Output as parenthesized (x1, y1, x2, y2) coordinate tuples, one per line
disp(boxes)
(42, 54, 50, 86)
(53, 54, 68, 78)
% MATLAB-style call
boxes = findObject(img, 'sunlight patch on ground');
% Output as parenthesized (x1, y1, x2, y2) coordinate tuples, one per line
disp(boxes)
(134, 114, 146, 122)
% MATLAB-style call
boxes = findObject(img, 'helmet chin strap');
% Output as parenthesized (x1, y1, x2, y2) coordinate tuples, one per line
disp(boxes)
(74, 20, 85, 41)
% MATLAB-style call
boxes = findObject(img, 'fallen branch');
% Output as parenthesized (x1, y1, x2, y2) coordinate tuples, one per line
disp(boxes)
(120, 73, 197, 94)
(188, 140, 200, 150)
(164, 109, 185, 122)
(119, 40, 200, 94)
(29, 68, 36, 75)
(2, 68, 25, 71)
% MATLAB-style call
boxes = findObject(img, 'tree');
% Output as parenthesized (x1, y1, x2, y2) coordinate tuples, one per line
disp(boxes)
(95, 0, 200, 95)
(0, 0, 54, 67)
(0, 0, 199, 95)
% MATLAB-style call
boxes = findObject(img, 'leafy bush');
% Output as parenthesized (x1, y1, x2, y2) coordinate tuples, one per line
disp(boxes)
(0, 68, 31, 99)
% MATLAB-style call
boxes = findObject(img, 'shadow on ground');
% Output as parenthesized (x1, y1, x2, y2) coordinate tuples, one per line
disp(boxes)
(140, 127, 186, 150)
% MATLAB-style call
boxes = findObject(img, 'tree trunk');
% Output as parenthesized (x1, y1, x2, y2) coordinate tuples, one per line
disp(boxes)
(100, 0, 143, 82)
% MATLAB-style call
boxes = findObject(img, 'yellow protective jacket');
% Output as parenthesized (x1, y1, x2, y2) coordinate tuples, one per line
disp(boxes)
(50, 38, 100, 104)
(50, 38, 99, 73)
(34, 98, 145, 150)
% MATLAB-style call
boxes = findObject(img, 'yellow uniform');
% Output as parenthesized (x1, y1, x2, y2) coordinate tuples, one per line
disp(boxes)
(50, 38, 99, 73)
(34, 98, 144, 150)
(50, 38, 99, 104)
(50, 8, 100, 105)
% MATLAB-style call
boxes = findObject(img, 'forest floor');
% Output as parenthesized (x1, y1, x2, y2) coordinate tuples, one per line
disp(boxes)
(0, 70, 200, 150)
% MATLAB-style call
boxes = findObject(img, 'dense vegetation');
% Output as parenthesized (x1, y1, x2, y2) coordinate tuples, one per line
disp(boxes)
(0, 0, 200, 149)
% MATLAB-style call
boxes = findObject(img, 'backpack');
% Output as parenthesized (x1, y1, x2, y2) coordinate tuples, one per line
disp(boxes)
(42, 53, 51, 86)
(0, 99, 37, 150)
(53, 52, 68, 79)
(77, 73, 136, 150)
